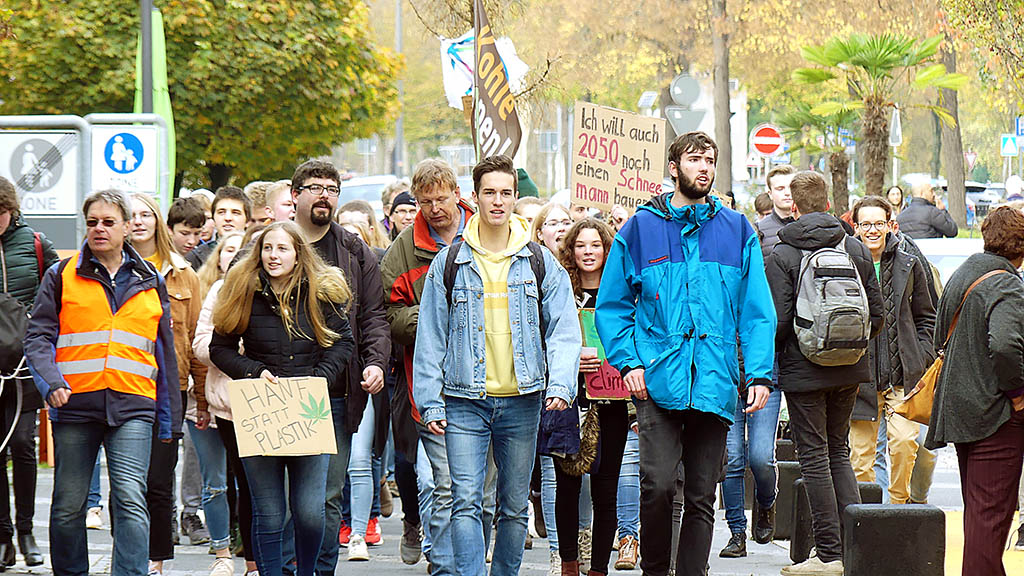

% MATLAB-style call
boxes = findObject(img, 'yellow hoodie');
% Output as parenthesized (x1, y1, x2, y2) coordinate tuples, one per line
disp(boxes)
(462, 213, 533, 397)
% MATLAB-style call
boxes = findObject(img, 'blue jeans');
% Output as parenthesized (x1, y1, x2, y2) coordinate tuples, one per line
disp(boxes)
(722, 388, 781, 533)
(316, 398, 352, 574)
(617, 428, 640, 539)
(874, 416, 890, 502)
(242, 454, 330, 576)
(344, 399, 375, 536)
(445, 393, 542, 576)
(419, 422, 455, 575)
(51, 419, 153, 576)
(187, 421, 231, 550)
(87, 449, 103, 510)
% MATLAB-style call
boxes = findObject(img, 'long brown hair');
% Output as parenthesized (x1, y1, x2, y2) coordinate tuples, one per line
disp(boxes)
(196, 231, 244, 301)
(129, 193, 176, 266)
(213, 220, 351, 348)
(558, 218, 615, 299)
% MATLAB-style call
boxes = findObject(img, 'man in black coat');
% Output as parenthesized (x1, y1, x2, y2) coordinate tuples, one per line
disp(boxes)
(766, 171, 883, 576)
(289, 159, 392, 568)
(847, 196, 936, 505)
(895, 182, 958, 239)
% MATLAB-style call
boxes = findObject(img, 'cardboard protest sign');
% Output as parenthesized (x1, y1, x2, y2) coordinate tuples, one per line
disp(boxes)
(229, 377, 337, 457)
(572, 101, 667, 213)
(580, 309, 630, 400)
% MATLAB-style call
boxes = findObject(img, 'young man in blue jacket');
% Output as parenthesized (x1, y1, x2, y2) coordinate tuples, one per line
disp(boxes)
(413, 155, 581, 576)
(596, 132, 777, 576)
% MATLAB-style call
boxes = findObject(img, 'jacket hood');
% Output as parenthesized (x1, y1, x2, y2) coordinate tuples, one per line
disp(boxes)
(640, 192, 723, 228)
(463, 213, 532, 262)
(778, 212, 847, 251)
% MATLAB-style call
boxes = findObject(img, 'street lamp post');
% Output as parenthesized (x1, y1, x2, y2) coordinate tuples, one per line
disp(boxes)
(141, 0, 153, 113)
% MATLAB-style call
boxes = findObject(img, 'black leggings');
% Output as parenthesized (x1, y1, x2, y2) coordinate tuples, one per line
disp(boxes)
(393, 450, 420, 526)
(0, 405, 38, 540)
(554, 402, 628, 574)
(147, 419, 180, 561)
(217, 417, 255, 562)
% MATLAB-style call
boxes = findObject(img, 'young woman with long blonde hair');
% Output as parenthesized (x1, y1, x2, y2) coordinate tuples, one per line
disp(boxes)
(209, 220, 354, 576)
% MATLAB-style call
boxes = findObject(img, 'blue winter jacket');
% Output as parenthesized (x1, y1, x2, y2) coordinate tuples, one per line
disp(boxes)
(595, 193, 776, 423)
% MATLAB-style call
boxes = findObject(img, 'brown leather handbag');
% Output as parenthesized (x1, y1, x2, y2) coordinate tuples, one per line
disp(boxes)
(894, 269, 1011, 425)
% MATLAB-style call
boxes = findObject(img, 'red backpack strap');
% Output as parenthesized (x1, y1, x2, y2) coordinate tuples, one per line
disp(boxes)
(33, 233, 44, 281)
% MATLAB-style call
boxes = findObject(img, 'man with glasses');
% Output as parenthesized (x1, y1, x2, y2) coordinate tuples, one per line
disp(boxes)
(381, 158, 476, 575)
(848, 196, 936, 504)
(289, 159, 391, 571)
(25, 189, 182, 576)
(894, 181, 958, 239)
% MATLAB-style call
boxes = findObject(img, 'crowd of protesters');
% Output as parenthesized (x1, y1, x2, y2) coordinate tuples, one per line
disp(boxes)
(0, 128, 1021, 576)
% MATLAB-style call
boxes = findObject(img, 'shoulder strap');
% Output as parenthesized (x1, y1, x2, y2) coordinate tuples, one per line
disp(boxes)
(525, 241, 547, 336)
(33, 233, 44, 281)
(943, 269, 1012, 347)
(443, 241, 464, 311)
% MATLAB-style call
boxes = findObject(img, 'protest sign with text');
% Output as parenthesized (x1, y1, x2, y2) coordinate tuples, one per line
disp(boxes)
(572, 101, 667, 213)
(580, 309, 630, 400)
(229, 376, 337, 457)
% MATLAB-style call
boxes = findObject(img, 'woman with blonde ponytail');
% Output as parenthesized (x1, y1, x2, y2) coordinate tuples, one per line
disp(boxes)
(209, 220, 354, 576)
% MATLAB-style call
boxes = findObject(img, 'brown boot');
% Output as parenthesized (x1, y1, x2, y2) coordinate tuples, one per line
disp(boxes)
(587, 571, 607, 576)
(560, 560, 579, 576)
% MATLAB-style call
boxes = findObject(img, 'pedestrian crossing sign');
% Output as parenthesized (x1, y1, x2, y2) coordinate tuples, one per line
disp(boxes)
(1002, 134, 1019, 157)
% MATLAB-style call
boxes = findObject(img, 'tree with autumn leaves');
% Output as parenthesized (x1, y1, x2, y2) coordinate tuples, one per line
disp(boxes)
(0, 1, 399, 189)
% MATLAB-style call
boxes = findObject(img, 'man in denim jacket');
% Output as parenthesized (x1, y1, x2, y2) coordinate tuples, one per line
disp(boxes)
(413, 155, 581, 576)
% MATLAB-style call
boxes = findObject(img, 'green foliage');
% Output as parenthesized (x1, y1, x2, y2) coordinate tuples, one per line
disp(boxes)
(0, 0, 399, 185)
(299, 393, 330, 426)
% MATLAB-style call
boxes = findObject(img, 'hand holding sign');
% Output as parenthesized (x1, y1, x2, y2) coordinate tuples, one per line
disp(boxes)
(229, 377, 337, 457)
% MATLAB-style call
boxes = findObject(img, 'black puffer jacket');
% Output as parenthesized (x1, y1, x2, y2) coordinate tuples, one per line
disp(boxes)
(1, 216, 59, 411)
(765, 212, 884, 393)
(209, 275, 355, 385)
(852, 234, 936, 421)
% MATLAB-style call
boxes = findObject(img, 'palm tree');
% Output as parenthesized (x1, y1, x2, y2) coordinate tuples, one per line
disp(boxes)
(792, 33, 967, 196)
(779, 103, 858, 213)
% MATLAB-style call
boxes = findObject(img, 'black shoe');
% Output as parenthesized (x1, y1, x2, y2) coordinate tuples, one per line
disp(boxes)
(0, 542, 14, 570)
(17, 533, 42, 567)
(1015, 524, 1024, 551)
(530, 490, 547, 538)
(754, 503, 776, 544)
(719, 532, 746, 558)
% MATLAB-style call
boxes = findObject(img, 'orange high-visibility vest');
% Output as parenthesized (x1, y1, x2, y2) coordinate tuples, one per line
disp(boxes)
(54, 253, 162, 400)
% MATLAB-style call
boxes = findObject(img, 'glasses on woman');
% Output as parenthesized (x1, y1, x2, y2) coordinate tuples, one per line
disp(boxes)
(542, 219, 572, 228)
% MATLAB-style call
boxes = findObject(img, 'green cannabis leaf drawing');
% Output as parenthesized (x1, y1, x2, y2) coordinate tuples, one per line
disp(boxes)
(299, 394, 330, 426)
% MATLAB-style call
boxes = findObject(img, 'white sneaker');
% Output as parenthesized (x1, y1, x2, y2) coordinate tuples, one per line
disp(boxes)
(209, 557, 234, 576)
(86, 507, 103, 530)
(548, 549, 561, 576)
(781, 556, 844, 575)
(348, 534, 369, 561)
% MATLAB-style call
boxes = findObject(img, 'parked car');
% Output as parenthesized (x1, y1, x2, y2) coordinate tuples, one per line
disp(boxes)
(914, 237, 984, 286)
(340, 174, 395, 220)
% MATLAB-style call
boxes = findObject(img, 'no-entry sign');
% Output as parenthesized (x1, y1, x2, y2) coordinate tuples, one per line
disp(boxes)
(751, 123, 785, 157)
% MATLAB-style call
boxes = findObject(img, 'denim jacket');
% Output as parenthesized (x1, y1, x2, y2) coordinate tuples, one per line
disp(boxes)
(412, 241, 581, 425)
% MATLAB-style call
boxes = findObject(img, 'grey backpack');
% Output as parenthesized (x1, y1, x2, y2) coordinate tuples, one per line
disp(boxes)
(793, 239, 870, 366)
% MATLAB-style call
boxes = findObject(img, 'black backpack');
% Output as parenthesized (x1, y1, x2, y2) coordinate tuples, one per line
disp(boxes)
(0, 233, 45, 375)
(443, 240, 547, 335)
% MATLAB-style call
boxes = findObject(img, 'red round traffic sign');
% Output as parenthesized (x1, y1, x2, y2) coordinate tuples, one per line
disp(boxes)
(751, 124, 785, 157)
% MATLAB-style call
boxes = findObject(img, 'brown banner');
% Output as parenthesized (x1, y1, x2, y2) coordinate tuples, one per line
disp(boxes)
(473, 0, 522, 159)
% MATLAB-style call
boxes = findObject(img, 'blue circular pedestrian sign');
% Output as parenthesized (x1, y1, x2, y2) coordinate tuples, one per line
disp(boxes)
(104, 133, 144, 174)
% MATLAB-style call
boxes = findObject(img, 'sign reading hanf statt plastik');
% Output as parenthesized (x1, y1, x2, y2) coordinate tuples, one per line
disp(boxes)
(572, 101, 667, 213)
(229, 377, 337, 457)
